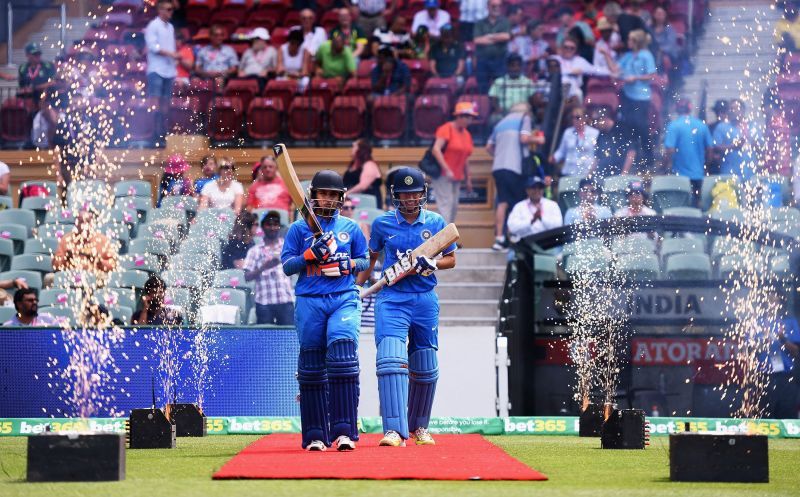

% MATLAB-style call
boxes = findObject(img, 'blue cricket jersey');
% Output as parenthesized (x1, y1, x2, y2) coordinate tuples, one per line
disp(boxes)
(281, 214, 368, 297)
(369, 209, 457, 294)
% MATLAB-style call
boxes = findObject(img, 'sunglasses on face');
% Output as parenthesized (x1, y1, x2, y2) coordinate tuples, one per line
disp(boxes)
(563, 45, 577, 51)
(342, 205, 355, 210)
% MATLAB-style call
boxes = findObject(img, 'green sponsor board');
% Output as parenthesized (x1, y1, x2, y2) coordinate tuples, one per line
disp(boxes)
(1, 417, 798, 438)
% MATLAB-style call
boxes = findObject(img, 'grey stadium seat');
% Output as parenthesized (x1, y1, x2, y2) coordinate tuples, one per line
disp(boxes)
(0, 238, 13, 271)
(24, 237, 59, 255)
(666, 253, 712, 280)
(0, 270, 43, 291)
(615, 253, 660, 281)
(348, 193, 378, 210)
(650, 175, 692, 212)
(115, 180, 152, 198)
(557, 176, 583, 212)
(10, 254, 52, 276)
(602, 175, 642, 212)
(0, 209, 36, 235)
(0, 224, 29, 254)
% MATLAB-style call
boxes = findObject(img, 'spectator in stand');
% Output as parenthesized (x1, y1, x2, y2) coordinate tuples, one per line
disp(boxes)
(550, 106, 599, 178)
(758, 288, 800, 419)
(0, 277, 28, 291)
(243, 211, 295, 325)
(343, 139, 383, 206)
(555, 6, 595, 63)
(300, 9, 328, 57)
(157, 154, 194, 207)
(431, 101, 477, 224)
(617, 29, 656, 171)
(0, 160, 8, 195)
(194, 155, 218, 195)
(487, 102, 543, 250)
(355, 0, 398, 38)
(334, 8, 367, 59)
(602, 1, 647, 48)
(199, 157, 244, 214)
(473, 0, 511, 93)
(374, 17, 413, 54)
(591, 105, 637, 177)
(706, 99, 728, 174)
(315, 30, 356, 81)
(551, 38, 614, 100)
(458, 0, 489, 42)
(3, 289, 59, 327)
(174, 30, 195, 89)
(371, 45, 411, 96)
(17, 42, 55, 102)
(195, 24, 239, 90)
(277, 27, 311, 84)
(763, 89, 791, 176)
(506, 176, 563, 242)
(775, 1, 800, 55)
(615, 180, 656, 218)
(238, 28, 278, 92)
(593, 17, 618, 74)
(709, 99, 728, 136)
(510, 20, 549, 78)
(713, 98, 760, 180)
(247, 156, 293, 212)
(651, 6, 681, 75)
(341, 197, 371, 240)
(564, 177, 612, 225)
(430, 24, 465, 84)
(221, 212, 257, 270)
(489, 53, 535, 116)
(508, 5, 525, 39)
(53, 210, 118, 275)
(412, 0, 451, 39)
(412, 25, 432, 60)
(145, 0, 178, 123)
(663, 98, 713, 202)
(577, 0, 602, 28)
(133, 275, 182, 326)
(30, 95, 58, 149)
(626, 0, 652, 28)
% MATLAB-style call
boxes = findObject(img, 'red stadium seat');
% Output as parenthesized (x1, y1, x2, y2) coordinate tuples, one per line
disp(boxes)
(216, 2, 249, 22)
(270, 27, 289, 47)
(0, 98, 32, 147)
(423, 77, 458, 108)
(168, 96, 203, 134)
(263, 79, 298, 110)
(343, 78, 373, 98)
(405, 59, 431, 93)
(283, 10, 302, 28)
(320, 10, 340, 32)
(309, 78, 342, 111)
(288, 97, 326, 141)
(208, 96, 244, 142)
(252, 0, 290, 26)
(356, 59, 376, 79)
(458, 94, 490, 139)
(124, 97, 159, 145)
(175, 79, 215, 115)
(245, 10, 279, 29)
(247, 97, 285, 141)
(372, 95, 407, 141)
(208, 13, 240, 38)
(225, 79, 260, 112)
(184, 1, 214, 30)
(584, 77, 619, 111)
(330, 96, 367, 140)
(413, 94, 449, 140)
(462, 76, 480, 95)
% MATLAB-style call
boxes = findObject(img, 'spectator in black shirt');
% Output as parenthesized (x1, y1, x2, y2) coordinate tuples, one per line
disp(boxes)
(591, 105, 637, 177)
(18, 42, 55, 101)
(603, 1, 647, 49)
(430, 24, 465, 84)
(371, 45, 411, 96)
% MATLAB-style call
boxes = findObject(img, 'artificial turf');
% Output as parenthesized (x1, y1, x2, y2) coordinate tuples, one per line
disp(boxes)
(0, 435, 797, 497)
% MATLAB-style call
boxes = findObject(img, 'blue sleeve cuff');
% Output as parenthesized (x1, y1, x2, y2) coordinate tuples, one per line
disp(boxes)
(282, 255, 306, 276)
(353, 256, 370, 274)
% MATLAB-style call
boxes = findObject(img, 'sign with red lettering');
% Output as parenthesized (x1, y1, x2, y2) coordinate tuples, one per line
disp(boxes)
(631, 337, 736, 366)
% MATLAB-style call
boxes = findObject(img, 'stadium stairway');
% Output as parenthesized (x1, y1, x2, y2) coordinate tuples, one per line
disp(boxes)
(682, 0, 779, 114)
(436, 248, 505, 327)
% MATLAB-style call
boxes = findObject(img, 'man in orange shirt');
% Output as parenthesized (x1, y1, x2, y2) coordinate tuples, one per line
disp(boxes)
(430, 101, 476, 223)
(247, 156, 293, 212)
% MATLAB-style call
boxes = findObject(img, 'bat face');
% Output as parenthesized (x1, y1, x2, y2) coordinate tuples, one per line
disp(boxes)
(273, 143, 323, 237)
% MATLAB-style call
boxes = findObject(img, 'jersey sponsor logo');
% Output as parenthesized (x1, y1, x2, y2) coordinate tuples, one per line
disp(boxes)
(421, 229, 432, 240)
(337, 231, 350, 243)
(387, 234, 397, 239)
(341, 316, 353, 321)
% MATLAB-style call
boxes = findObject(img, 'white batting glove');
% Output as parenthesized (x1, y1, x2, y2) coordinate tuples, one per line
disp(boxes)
(414, 256, 437, 277)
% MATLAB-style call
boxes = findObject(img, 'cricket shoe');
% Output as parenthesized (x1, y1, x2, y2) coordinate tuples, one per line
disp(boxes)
(378, 430, 406, 447)
(335, 435, 356, 451)
(306, 440, 327, 451)
(411, 427, 435, 445)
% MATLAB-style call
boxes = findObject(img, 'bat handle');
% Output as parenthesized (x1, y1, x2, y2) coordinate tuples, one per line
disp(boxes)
(359, 279, 386, 299)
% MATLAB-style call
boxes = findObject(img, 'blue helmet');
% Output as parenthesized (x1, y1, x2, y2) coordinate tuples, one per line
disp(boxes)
(390, 167, 427, 214)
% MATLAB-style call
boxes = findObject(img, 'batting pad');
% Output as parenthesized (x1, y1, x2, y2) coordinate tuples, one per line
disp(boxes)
(297, 348, 329, 447)
(376, 337, 410, 438)
(212, 434, 548, 481)
(408, 348, 439, 431)
(327, 339, 360, 440)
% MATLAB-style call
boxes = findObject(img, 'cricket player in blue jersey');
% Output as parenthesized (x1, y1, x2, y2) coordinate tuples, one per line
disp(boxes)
(357, 167, 457, 446)
(281, 170, 369, 451)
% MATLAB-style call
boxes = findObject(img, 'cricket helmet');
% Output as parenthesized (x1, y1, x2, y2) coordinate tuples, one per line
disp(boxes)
(390, 167, 428, 214)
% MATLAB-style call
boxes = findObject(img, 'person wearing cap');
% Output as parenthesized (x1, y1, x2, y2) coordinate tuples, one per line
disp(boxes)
(244, 211, 294, 325)
(334, 8, 367, 59)
(17, 42, 55, 100)
(199, 157, 245, 214)
(430, 101, 476, 224)
(411, 0, 451, 39)
(315, 30, 356, 81)
(615, 181, 656, 218)
(238, 27, 278, 92)
(473, 0, 512, 93)
(371, 45, 411, 96)
(247, 156, 292, 212)
(157, 154, 194, 207)
(550, 105, 600, 178)
(145, 0, 179, 130)
(430, 24, 465, 84)
(563, 177, 612, 225)
(411, 25, 431, 60)
(664, 98, 713, 204)
(488, 52, 535, 116)
(593, 16, 618, 74)
(507, 176, 562, 243)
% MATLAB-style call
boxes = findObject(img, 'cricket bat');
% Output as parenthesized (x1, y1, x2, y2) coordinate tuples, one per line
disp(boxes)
(273, 143, 323, 237)
(360, 223, 460, 299)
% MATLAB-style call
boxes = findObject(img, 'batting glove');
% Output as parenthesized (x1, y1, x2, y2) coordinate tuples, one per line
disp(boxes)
(304, 232, 338, 262)
(319, 258, 354, 277)
(414, 255, 437, 277)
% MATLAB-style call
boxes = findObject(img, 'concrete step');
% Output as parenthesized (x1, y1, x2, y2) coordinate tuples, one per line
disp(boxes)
(436, 265, 507, 283)
(439, 299, 499, 318)
(454, 248, 508, 267)
(439, 316, 498, 327)
(436, 282, 504, 300)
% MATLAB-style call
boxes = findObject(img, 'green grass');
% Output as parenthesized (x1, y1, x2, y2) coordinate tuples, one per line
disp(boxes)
(0, 435, 798, 497)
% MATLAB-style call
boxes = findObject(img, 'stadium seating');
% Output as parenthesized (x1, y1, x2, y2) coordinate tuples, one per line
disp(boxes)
(162, 269, 204, 290)
(225, 78, 260, 113)
(168, 96, 203, 135)
(650, 175, 692, 212)
(0, 196, 12, 210)
(10, 254, 52, 277)
(0, 97, 31, 148)
(660, 237, 706, 264)
(287, 97, 325, 141)
(353, 208, 384, 224)
(96, 287, 138, 311)
(330, 96, 367, 140)
(0, 224, 29, 254)
(120, 253, 162, 273)
(666, 253, 712, 280)
(52, 271, 97, 288)
(557, 176, 583, 212)
(611, 236, 656, 256)
(0, 270, 42, 291)
(247, 97, 284, 141)
(39, 288, 70, 307)
(348, 194, 378, 210)
(372, 95, 407, 141)
(615, 254, 661, 281)
(208, 97, 244, 143)
(0, 238, 13, 271)
(413, 94, 449, 141)
(0, 304, 15, 322)
(0, 209, 36, 235)
(115, 180, 152, 198)
(38, 306, 74, 326)
(19, 197, 55, 226)
(663, 207, 702, 218)
(532, 254, 558, 282)
(602, 175, 642, 211)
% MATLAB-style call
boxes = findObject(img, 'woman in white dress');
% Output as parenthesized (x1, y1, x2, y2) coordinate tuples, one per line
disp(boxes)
(199, 157, 244, 214)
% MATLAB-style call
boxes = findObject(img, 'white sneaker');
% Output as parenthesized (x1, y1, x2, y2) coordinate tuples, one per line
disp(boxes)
(411, 427, 435, 445)
(334, 435, 356, 451)
(306, 440, 327, 451)
(492, 238, 506, 251)
(378, 430, 406, 447)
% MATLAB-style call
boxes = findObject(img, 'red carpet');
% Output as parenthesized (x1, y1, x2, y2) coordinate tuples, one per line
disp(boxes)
(212, 434, 547, 481)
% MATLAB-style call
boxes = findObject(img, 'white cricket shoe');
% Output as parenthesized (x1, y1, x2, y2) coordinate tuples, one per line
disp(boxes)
(306, 440, 327, 451)
(378, 430, 406, 447)
(335, 435, 356, 451)
(412, 427, 435, 445)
